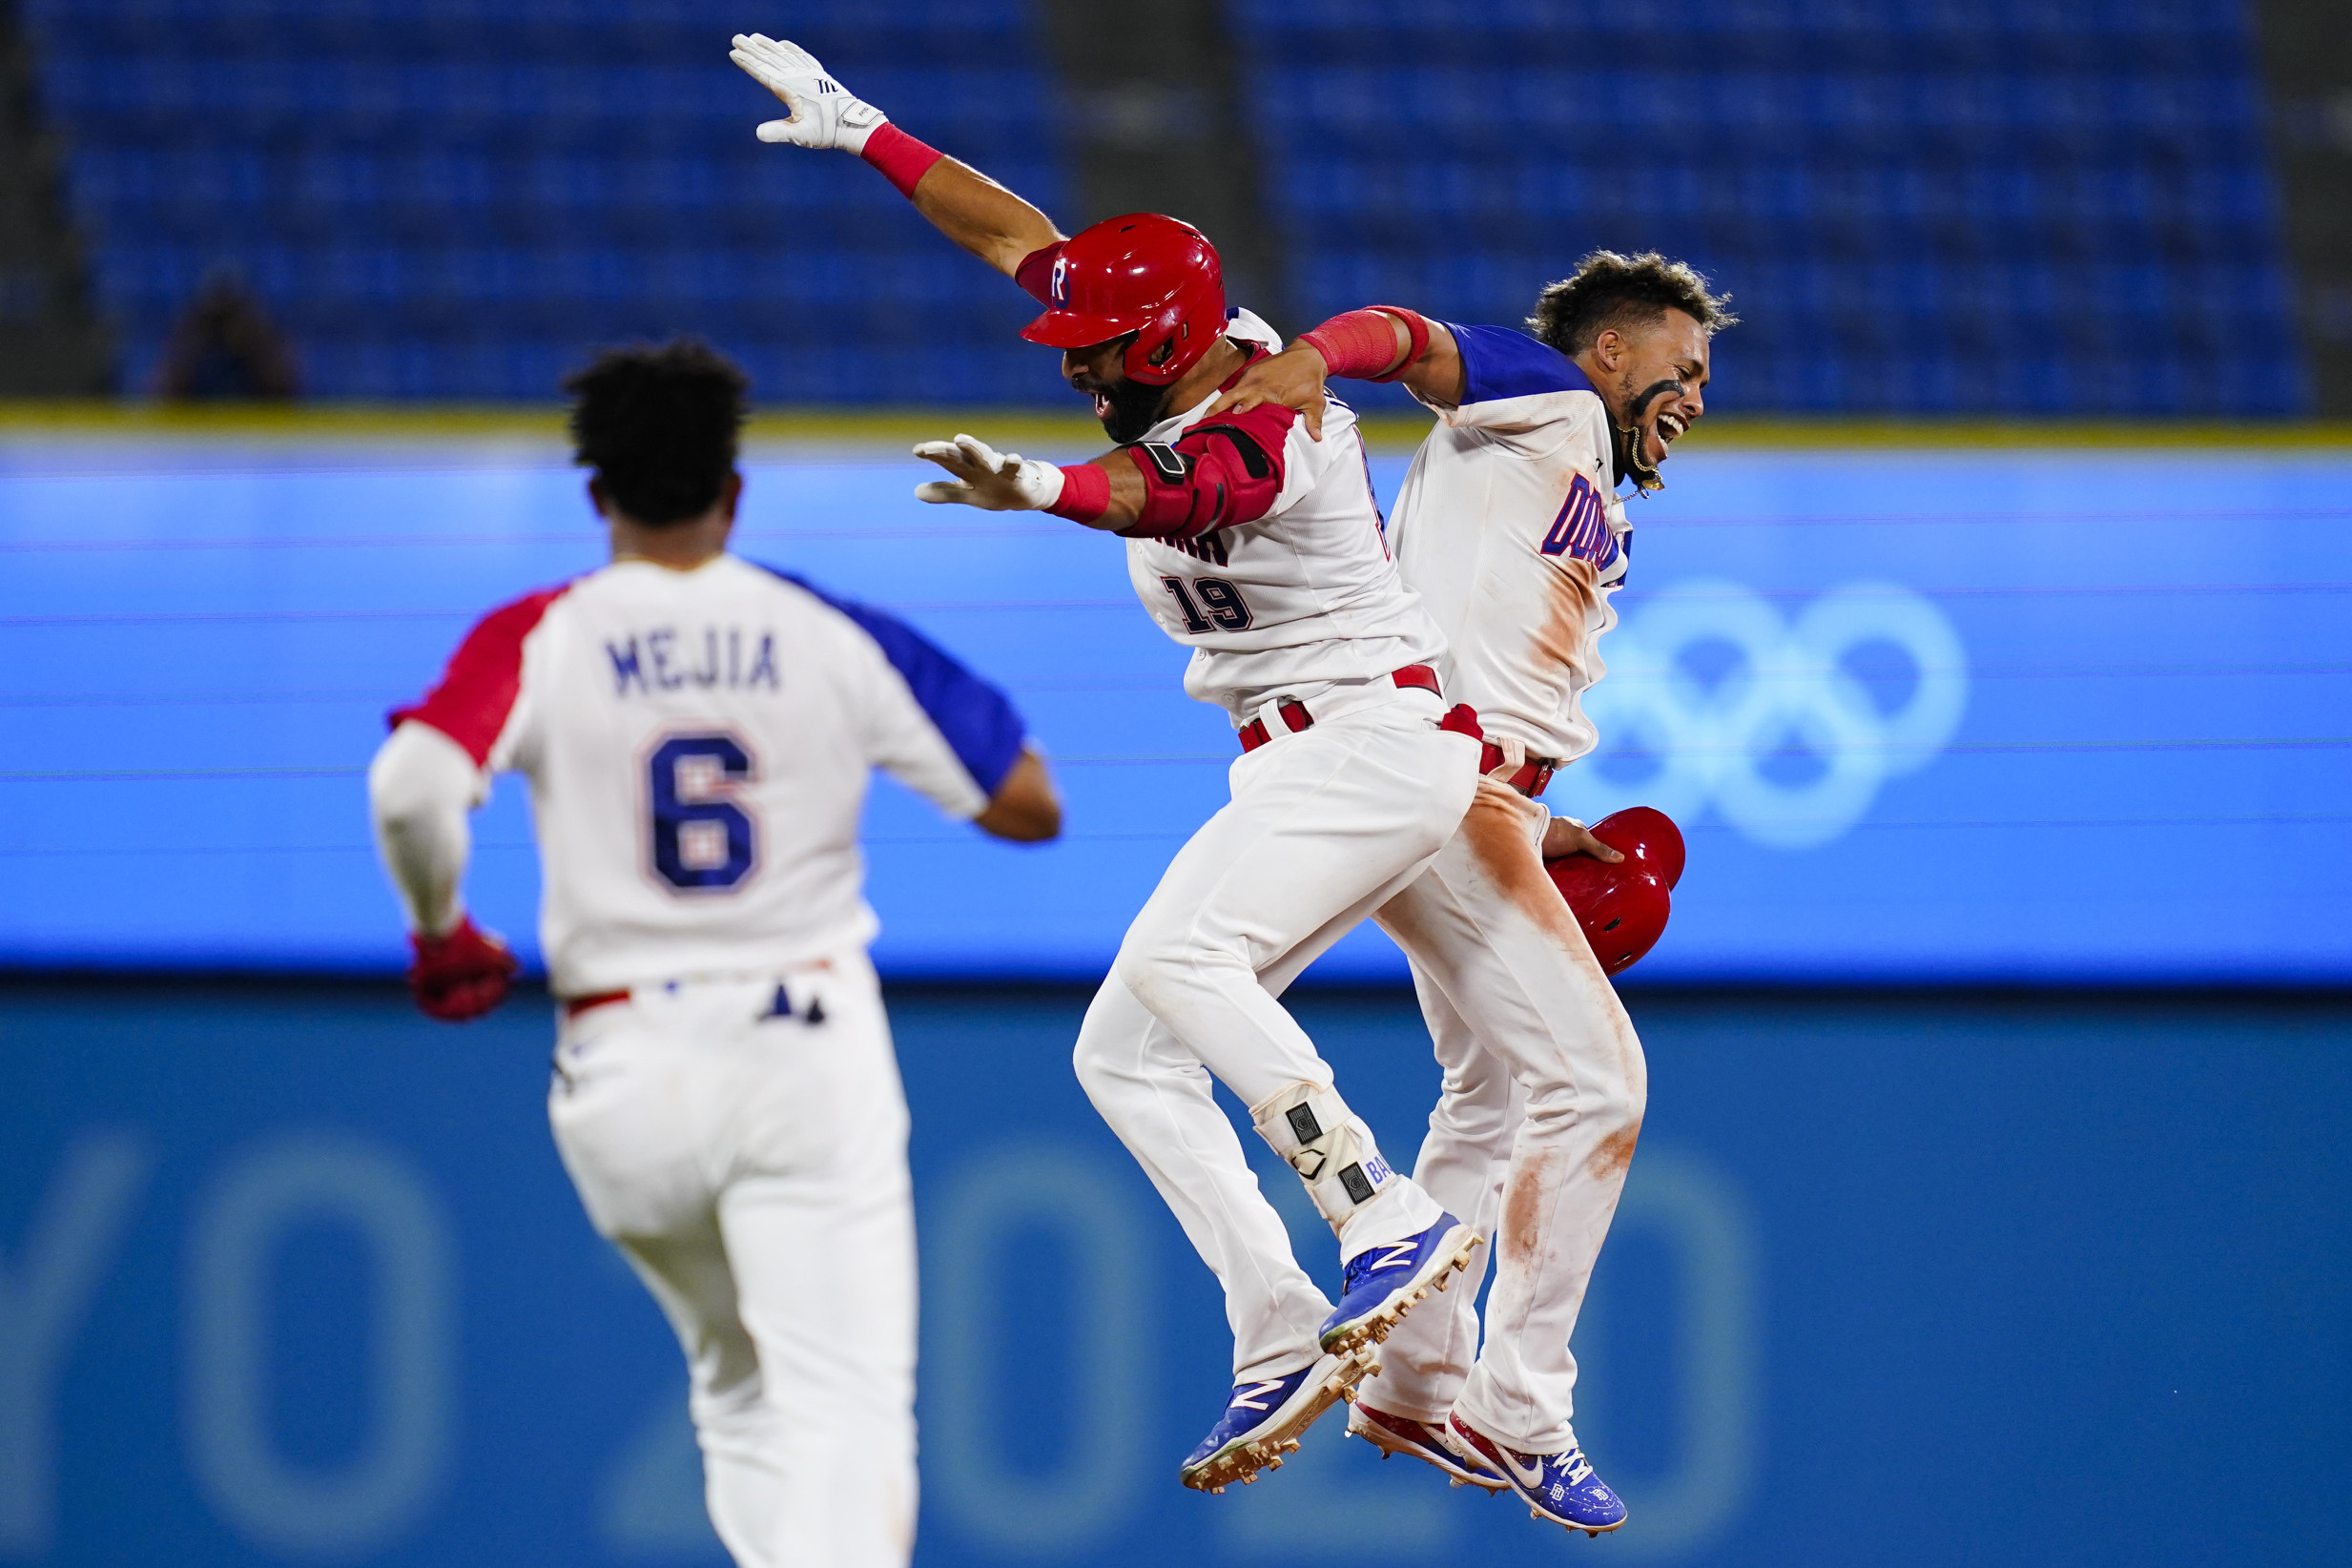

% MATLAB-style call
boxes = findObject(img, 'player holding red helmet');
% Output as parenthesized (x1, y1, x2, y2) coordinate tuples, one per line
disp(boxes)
(732, 34, 1491, 1494)
(1204, 270, 1733, 1533)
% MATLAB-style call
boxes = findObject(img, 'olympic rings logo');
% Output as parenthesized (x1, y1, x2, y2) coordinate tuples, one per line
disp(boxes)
(1559, 580, 1969, 850)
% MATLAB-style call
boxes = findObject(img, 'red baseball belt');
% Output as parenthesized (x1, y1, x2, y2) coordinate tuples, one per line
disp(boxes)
(563, 989, 630, 1019)
(1479, 744, 1560, 798)
(1237, 665, 1480, 752)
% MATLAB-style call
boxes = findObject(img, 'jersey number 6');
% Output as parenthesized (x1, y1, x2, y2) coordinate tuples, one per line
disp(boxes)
(648, 733, 759, 892)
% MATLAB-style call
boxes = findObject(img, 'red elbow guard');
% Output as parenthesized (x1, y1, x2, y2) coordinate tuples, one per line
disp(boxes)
(1121, 404, 1296, 542)
(1297, 306, 1430, 383)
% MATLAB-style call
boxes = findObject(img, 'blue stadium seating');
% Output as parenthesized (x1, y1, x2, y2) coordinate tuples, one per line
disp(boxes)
(1232, 0, 2307, 416)
(19, 0, 2312, 413)
(23, 0, 1070, 401)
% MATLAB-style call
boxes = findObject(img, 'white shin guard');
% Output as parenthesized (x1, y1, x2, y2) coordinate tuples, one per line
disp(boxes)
(1250, 1083, 1399, 1236)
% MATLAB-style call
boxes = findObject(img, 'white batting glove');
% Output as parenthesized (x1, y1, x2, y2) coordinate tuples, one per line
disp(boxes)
(729, 33, 887, 153)
(913, 434, 1066, 512)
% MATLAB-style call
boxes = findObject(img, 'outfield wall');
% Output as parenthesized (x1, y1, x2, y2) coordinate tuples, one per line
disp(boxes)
(5, 981, 2346, 1568)
(3, 419, 2347, 983)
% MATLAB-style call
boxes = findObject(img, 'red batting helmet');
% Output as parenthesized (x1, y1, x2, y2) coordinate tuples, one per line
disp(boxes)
(1020, 214, 1227, 386)
(1546, 808, 1687, 976)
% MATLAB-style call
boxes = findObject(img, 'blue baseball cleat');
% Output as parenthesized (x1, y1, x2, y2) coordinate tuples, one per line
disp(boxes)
(1347, 1401, 1505, 1492)
(1445, 1413, 1628, 1536)
(1179, 1352, 1368, 1494)
(1317, 1214, 1483, 1357)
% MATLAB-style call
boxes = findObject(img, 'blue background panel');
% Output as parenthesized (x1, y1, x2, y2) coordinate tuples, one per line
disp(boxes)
(1, 437, 2346, 982)
(4, 983, 2346, 1567)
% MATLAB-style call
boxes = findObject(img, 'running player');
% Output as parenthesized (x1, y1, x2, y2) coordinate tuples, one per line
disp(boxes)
(730, 35, 1487, 1493)
(1205, 260, 1735, 1535)
(366, 340, 1061, 1568)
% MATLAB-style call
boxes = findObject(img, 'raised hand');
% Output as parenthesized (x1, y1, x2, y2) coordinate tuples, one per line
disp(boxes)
(729, 33, 888, 152)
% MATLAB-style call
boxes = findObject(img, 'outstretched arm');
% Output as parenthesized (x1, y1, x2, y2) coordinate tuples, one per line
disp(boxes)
(1204, 308, 1466, 440)
(731, 33, 1061, 278)
(910, 402, 1301, 538)
(906, 159, 1063, 279)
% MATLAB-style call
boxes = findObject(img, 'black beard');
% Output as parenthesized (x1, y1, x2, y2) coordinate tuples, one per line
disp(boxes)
(1609, 377, 1682, 494)
(1086, 375, 1173, 444)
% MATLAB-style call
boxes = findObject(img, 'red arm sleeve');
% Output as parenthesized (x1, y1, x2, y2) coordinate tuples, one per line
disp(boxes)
(1117, 403, 1299, 543)
(1297, 306, 1431, 382)
(859, 123, 944, 199)
(387, 585, 569, 765)
(1014, 241, 1065, 306)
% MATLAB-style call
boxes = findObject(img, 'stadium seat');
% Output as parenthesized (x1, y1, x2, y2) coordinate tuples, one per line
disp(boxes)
(18, 0, 2303, 412)
(22, 0, 1066, 401)
(1230, 0, 2301, 415)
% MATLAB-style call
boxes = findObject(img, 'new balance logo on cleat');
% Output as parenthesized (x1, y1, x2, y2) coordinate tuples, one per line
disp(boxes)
(1317, 1214, 1484, 1358)
(1179, 1353, 1371, 1495)
(1230, 1379, 1284, 1413)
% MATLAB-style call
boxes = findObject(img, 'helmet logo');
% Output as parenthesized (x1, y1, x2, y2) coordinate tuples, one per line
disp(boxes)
(1050, 257, 1070, 307)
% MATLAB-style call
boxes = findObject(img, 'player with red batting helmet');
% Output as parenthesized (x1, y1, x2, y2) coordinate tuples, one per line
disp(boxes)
(734, 33, 1493, 1495)
(1201, 265, 1734, 1533)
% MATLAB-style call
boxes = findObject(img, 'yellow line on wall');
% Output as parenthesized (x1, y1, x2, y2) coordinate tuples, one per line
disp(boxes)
(2, 401, 2346, 453)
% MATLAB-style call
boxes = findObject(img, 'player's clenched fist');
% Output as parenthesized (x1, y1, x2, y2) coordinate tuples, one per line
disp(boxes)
(729, 33, 887, 152)
(913, 433, 1067, 512)
(406, 916, 518, 1022)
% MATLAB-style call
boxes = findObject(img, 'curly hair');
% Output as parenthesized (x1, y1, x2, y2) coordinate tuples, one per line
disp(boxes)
(1527, 252, 1737, 359)
(564, 339, 750, 526)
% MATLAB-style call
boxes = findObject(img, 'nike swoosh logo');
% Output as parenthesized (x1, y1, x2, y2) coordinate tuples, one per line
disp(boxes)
(1498, 1447, 1546, 1488)
(1371, 1242, 1415, 1271)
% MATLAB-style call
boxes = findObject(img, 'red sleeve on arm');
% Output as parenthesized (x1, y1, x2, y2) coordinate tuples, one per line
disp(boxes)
(1015, 241, 1066, 306)
(388, 586, 569, 765)
(1046, 461, 1110, 523)
(1297, 306, 1431, 382)
(859, 122, 945, 199)
(1119, 403, 1298, 542)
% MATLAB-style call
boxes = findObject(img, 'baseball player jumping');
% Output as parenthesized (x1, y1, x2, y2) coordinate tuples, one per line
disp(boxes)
(731, 35, 1489, 1493)
(1204, 262, 1735, 1533)
(367, 340, 1061, 1568)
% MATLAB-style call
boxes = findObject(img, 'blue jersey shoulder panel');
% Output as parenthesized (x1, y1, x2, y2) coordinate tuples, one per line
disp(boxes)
(1445, 323, 1595, 404)
(754, 565, 1028, 796)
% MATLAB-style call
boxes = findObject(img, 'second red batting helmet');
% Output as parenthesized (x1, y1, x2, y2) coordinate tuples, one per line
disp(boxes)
(1019, 214, 1227, 386)
(1547, 807, 1687, 976)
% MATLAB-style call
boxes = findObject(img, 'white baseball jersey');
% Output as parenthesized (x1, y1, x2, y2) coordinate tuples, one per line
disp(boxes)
(1124, 309, 1447, 722)
(1387, 325, 1633, 764)
(392, 554, 1026, 995)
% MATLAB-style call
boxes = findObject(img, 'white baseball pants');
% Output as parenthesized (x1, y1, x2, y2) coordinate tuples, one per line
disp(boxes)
(1364, 777, 1648, 1453)
(1074, 688, 1482, 1381)
(547, 955, 917, 1568)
